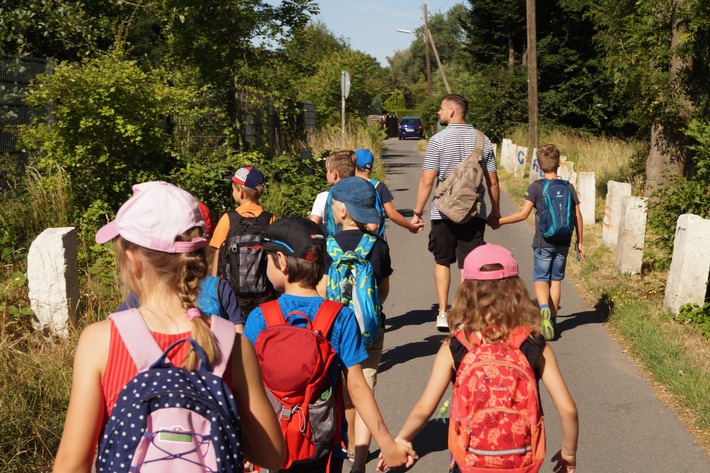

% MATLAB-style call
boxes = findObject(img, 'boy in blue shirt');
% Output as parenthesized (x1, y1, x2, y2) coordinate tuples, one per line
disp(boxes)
(498, 144, 585, 340)
(243, 217, 416, 473)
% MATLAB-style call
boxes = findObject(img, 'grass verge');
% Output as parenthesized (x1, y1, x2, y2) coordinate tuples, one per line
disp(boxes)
(498, 170, 710, 454)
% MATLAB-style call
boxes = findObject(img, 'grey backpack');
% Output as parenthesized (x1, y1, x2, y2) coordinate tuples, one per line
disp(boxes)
(433, 129, 486, 223)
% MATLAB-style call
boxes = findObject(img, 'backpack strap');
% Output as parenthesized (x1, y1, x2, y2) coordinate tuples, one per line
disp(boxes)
(226, 209, 243, 229)
(507, 326, 534, 349)
(110, 309, 163, 372)
(473, 129, 485, 161)
(326, 236, 343, 261)
(256, 210, 273, 225)
(109, 308, 236, 376)
(311, 300, 344, 338)
(353, 234, 377, 260)
(455, 329, 482, 351)
(260, 299, 287, 327)
(209, 315, 236, 377)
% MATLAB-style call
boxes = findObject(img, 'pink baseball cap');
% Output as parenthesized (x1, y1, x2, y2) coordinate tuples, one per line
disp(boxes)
(95, 181, 207, 253)
(463, 244, 519, 281)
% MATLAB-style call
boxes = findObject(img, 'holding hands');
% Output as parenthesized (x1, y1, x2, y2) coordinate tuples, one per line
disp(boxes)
(377, 438, 417, 471)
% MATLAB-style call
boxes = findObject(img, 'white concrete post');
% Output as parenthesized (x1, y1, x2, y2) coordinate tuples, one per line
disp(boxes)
(528, 148, 544, 183)
(615, 196, 648, 275)
(501, 138, 515, 173)
(558, 159, 577, 187)
(664, 214, 710, 314)
(514, 146, 528, 178)
(602, 181, 632, 247)
(27, 227, 79, 337)
(577, 172, 596, 225)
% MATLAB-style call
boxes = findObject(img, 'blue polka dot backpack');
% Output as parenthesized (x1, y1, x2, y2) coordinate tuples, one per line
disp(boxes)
(97, 309, 243, 472)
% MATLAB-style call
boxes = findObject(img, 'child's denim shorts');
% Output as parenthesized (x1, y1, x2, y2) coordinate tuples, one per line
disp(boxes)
(533, 246, 569, 282)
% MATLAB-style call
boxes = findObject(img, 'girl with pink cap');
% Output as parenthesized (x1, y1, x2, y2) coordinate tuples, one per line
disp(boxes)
(53, 182, 284, 472)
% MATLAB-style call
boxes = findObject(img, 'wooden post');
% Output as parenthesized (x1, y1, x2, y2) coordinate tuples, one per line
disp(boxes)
(424, 4, 451, 94)
(526, 0, 538, 152)
(423, 4, 432, 97)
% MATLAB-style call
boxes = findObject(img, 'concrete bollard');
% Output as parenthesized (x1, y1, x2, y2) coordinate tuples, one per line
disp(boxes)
(528, 148, 543, 183)
(514, 146, 528, 178)
(664, 214, 710, 314)
(557, 159, 577, 187)
(501, 138, 516, 173)
(602, 181, 632, 247)
(615, 196, 647, 275)
(27, 227, 80, 337)
(577, 172, 596, 225)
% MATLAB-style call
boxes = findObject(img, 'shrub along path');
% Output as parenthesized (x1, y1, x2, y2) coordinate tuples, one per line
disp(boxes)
(373, 137, 710, 472)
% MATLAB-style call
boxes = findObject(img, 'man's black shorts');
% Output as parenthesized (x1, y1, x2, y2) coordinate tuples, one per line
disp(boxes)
(428, 217, 486, 268)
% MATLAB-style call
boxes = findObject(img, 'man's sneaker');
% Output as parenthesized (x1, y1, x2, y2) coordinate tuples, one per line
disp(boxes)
(541, 307, 555, 340)
(436, 310, 449, 331)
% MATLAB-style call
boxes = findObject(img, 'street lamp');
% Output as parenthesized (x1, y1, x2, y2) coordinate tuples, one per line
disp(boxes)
(396, 29, 432, 97)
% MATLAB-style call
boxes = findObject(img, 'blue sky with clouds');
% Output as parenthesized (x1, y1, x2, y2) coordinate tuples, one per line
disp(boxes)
(310, 1, 461, 66)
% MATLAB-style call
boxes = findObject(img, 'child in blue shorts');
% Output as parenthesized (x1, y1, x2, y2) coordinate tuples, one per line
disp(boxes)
(498, 144, 585, 340)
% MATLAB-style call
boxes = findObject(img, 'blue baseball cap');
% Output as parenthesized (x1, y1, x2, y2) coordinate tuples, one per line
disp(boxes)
(331, 176, 380, 224)
(354, 149, 374, 170)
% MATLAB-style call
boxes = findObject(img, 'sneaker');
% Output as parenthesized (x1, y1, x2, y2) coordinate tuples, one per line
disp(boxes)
(436, 310, 449, 331)
(541, 307, 555, 340)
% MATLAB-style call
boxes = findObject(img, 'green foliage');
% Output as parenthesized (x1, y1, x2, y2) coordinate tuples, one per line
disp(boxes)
(21, 50, 199, 213)
(685, 119, 710, 183)
(675, 302, 710, 339)
(297, 49, 388, 127)
(647, 173, 710, 269)
(384, 89, 406, 111)
(170, 149, 325, 219)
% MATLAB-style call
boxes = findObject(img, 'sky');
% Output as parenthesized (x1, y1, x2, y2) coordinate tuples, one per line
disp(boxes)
(310, 1, 462, 67)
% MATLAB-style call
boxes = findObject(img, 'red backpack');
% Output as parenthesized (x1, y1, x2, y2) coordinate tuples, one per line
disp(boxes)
(449, 327, 546, 473)
(255, 299, 344, 470)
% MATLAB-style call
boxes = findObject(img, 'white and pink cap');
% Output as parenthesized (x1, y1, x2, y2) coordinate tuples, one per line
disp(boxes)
(95, 181, 207, 253)
(463, 244, 519, 281)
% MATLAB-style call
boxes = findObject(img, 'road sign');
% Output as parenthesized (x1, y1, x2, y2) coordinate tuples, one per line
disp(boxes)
(341, 71, 350, 99)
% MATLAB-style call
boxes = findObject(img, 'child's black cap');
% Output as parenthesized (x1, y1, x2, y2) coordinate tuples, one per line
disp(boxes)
(262, 217, 325, 260)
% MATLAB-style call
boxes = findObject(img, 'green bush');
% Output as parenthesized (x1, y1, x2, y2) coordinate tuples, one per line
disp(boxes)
(647, 120, 710, 269)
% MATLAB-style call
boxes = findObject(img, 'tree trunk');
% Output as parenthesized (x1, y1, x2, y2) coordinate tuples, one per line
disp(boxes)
(644, 123, 687, 196)
(644, 0, 692, 196)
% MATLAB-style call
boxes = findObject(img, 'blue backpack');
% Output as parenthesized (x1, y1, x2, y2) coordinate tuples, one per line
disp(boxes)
(196, 276, 224, 318)
(323, 190, 340, 238)
(326, 234, 381, 346)
(98, 310, 243, 473)
(369, 179, 386, 238)
(538, 179, 575, 244)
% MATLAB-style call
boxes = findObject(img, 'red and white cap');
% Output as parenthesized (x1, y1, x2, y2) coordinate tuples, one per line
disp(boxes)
(463, 244, 519, 281)
(95, 181, 207, 253)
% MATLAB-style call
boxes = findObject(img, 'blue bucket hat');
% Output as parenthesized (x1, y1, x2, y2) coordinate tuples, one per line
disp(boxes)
(330, 176, 380, 224)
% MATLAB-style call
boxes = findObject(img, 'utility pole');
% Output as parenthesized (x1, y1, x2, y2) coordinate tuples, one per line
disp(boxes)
(422, 4, 432, 97)
(526, 0, 539, 153)
(423, 4, 451, 94)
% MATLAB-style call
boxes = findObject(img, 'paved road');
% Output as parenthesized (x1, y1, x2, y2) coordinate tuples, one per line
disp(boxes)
(367, 137, 710, 473)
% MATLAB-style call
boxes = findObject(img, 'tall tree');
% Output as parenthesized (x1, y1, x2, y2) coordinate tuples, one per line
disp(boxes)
(590, 0, 709, 193)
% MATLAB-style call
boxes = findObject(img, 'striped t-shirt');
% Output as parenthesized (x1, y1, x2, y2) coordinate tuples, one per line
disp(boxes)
(422, 123, 497, 221)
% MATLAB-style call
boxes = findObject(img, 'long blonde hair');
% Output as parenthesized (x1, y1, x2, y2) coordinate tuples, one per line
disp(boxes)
(448, 270, 541, 344)
(115, 228, 219, 370)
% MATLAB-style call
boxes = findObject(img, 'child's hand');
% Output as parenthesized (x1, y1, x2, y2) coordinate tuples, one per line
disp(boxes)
(378, 439, 418, 470)
(575, 241, 585, 261)
(551, 450, 576, 473)
(409, 220, 425, 234)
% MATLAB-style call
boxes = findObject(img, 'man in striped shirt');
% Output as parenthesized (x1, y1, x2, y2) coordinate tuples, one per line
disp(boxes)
(412, 94, 501, 331)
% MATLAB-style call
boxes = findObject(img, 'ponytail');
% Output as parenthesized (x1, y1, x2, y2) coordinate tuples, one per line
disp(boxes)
(176, 230, 220, 371)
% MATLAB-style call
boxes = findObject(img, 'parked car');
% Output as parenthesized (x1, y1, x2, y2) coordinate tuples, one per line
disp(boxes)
(398, 116, 423, 140)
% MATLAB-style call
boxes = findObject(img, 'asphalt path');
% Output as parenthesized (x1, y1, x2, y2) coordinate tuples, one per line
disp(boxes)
(365, 137, 710, 473)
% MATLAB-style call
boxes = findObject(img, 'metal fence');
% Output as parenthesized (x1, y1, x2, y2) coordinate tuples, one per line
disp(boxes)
(1, 56, 52, 167)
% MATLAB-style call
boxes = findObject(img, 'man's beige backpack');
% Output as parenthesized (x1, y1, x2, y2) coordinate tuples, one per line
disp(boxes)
(433, 129, 485, 224)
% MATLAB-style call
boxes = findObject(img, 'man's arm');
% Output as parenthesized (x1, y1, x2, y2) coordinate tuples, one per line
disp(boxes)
(412, 169, 438, 225)
(485, 171, 501, 227)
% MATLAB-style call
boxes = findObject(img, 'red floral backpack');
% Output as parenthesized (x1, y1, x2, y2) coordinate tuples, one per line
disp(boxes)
(448, 326, 546, 472)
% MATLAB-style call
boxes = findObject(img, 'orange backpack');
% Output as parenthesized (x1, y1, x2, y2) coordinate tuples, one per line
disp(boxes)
(449, 327, 546, 472)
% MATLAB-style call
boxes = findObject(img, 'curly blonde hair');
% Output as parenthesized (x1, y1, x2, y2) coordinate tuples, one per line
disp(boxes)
(448, 266, 541, 344)
(115, 227, 220, 370)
